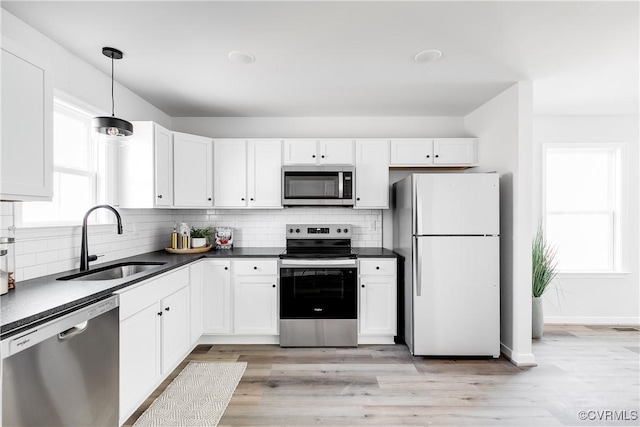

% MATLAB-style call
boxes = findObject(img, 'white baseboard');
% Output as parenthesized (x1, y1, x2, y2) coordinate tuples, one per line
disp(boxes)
(199, 335, 279, 345)
(357, 335, 396, 345)
(500, 342, 537, 367)
(545, 316, 640, 325)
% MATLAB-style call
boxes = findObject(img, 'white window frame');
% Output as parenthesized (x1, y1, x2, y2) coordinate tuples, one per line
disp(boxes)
(15, 92, 119, 228)
(542, 142, 627, 276)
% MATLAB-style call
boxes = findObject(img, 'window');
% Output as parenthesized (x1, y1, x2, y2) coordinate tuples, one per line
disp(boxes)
(19, 96, 118, 226)
(543, 144, 623, 272)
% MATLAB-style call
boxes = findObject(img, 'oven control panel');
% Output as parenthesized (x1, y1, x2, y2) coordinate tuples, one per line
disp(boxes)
(285, 224, 352, 239)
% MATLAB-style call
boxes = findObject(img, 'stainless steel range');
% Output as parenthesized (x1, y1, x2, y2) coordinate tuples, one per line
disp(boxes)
(279, 224, 358, 347)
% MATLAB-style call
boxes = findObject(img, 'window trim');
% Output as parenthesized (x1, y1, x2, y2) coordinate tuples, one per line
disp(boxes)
(542, 142, 627, 274)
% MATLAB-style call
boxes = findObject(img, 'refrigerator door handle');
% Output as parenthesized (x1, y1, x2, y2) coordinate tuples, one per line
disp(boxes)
(415, 237, 422, 297)
(415, 178, 422, 235)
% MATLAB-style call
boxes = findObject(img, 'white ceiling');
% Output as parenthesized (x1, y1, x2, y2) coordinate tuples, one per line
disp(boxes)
(2, 1, 638, 118)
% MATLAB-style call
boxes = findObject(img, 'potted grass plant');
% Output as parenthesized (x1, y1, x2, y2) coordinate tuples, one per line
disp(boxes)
(190, 227, 212, 248)
(532, 223, 558, 339)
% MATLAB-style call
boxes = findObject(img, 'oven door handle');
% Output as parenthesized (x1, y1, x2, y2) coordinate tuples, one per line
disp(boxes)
(280, 259, 357, 268)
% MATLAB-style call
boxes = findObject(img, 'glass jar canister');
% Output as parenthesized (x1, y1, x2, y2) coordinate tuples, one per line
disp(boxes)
(0, 235, 15, 290)
(0, 249, 8, 295)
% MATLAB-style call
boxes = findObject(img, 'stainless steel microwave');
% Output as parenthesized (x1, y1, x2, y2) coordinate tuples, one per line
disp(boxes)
(282, 166, 354, 206)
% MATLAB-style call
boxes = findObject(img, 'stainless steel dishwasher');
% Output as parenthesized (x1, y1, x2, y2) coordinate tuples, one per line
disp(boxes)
(2, 295, 119, 426)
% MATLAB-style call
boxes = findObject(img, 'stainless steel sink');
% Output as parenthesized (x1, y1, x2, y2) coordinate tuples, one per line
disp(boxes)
(57, 261, 167, 281)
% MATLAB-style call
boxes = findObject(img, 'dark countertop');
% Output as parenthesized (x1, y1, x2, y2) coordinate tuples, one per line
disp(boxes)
(0, 246, 396, 338)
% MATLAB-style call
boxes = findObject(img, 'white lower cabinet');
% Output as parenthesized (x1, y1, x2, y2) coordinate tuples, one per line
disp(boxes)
(358, 259, 397, 343)
(117, 267, 192, 425)
(200, 258, 279, 342)
(202, 260, 232, 334)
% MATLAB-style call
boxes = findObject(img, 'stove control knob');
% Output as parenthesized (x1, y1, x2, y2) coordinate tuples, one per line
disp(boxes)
(337, 228, 341, 233)
(343, 228, 349, 233)
(289, 228, 293, 233)
(295, 228, 300, 233)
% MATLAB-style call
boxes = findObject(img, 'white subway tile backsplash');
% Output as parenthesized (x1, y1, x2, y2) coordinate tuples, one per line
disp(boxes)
(2, 202, 382, 282)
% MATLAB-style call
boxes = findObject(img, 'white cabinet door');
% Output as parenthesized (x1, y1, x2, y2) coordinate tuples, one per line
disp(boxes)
(214, 139, 247, 207)
(389, 139, 433, 166)
(154, 125, 174, 206)
(283, 139, 318, 165)
(189, 262, 204, 345)
(202, 260, 232, 334)
(0, 44, 53, 201)
(119, 302, 161, 423)
(161, 286, 191, 374)
(433, 138, 477, 165)
(248, 139, 282, 208)
(359, 259, 397, 337)
(173, 132, 214, 207)
(319, 139, 355, 165)
(359, 277, 397, 336)
(355, 139, 389, 209)
(234, 277, 278, 335)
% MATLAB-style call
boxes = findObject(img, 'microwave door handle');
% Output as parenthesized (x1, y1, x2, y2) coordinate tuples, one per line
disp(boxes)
(338, 172, 344, 198)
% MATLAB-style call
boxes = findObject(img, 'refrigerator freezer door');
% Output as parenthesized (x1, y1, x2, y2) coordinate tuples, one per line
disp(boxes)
(415, 173, 499, 236)
(412, 236, 500, 356)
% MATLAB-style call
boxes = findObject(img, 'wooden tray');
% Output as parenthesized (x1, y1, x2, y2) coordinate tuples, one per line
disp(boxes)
(164, 245, 212, 254)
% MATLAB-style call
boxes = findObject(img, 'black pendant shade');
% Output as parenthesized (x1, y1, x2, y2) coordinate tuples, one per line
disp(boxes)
(94, 47, 133, 137)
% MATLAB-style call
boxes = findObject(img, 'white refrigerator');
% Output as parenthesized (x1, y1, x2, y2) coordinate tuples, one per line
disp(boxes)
(393, 173, 500, 357)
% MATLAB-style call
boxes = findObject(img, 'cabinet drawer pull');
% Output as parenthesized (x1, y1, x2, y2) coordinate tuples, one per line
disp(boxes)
(376, 266, 380, 270)
(253, 266, 257, 270)
(165, 307, 170, 312)
(157, 194, 163, 199)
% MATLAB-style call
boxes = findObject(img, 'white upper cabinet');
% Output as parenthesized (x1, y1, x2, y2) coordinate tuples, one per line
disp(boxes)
(390, 138, 477, 167)
(283, 139, 354, 165)
(173, 132, 214, 207)
(389, 138, 433, 166)
(247, 139, 283, 208)
(0, 41, 53, 201)
(120, 121, 173, 208)
(214, 139, 247, 208)
(355, 139, 390, 209)
(214, 139, 282, 208)
(432, 138, 478, 165)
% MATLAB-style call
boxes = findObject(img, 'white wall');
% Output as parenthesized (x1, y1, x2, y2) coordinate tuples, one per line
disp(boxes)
(464, 82, 535, 366)
(533, 116, 640, 324)
(1, 10, 172, 128)
(172, 116, 464, 139)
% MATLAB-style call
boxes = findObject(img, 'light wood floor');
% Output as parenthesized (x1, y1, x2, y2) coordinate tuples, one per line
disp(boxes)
(125, 325, 640, 426)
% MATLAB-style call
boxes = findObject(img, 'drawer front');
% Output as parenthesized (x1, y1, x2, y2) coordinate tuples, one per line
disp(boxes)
(118, 267, 189, 320)
(359, 259, 397, 276)
(233, 259, 278, 276)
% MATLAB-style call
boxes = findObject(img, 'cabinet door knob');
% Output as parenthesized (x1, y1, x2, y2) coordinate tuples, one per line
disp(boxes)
(250, 198, 254, 201)
(435, 154, 439, 158)
(165, 307, 170, 312)
(157, 195, 163, 199)
(356, 197, 360, 201)
(224, 266, 228, 270)
(253, 266, 257, 270)
(426, 155, 430, 158)
(321, 155, 325, 158)
(208, 197, 212, 201)
(241, 198, 245, 201)
(376, 266, 380, 270)
(157, 312, 163, 316)
(361, 284, 365, 288)
(272, 284, 276, 288)
(312, 154, 316, 158)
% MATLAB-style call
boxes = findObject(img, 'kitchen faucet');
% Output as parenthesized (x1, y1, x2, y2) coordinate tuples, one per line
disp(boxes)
(80, 204, 123, 271)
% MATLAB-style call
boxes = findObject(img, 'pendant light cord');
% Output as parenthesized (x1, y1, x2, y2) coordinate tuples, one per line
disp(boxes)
(111, 55, 115, 117)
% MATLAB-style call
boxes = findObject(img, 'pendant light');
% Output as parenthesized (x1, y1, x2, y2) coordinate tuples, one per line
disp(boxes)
(92, 47, 133, 137)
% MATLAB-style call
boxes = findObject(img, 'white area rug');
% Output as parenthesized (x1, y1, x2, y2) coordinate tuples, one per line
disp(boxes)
(133, 362, 247, 427)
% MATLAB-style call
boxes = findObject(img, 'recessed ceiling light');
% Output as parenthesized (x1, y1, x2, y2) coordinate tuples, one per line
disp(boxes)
(228, 51, 255, 64)
(414, 49, 443, 64)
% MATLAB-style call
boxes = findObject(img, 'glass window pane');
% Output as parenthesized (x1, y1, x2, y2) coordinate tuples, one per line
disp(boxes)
(58, 173, 94, 222)
(53, 109, 90, 170)
(546, 149, 612, 211)
(546, 213, 612, 271)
